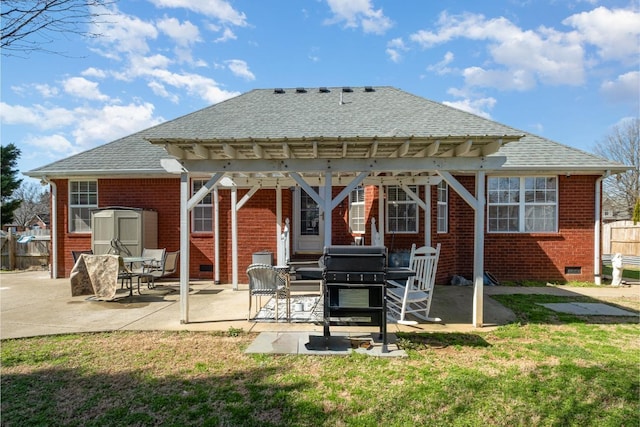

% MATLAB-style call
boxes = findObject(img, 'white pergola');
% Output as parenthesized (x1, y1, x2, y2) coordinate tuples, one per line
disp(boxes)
(148, 135, 521, 327)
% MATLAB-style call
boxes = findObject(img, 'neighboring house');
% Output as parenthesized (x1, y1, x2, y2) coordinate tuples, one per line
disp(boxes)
(27, 213, 50, 230)
(602, 196, 631, 223)
(26, 86, 629, 325)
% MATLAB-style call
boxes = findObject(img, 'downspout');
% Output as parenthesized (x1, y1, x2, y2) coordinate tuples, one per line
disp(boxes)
(594, 171, 610, 285)
(41, 177, 57, 278)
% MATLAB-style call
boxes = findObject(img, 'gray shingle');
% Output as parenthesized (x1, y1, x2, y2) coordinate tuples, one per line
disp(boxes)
(25, 86, 627, 177)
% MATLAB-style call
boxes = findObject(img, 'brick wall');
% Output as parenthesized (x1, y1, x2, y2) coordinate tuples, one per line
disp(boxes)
(451, 175, 597, 283)
(52, 174, 600, 284)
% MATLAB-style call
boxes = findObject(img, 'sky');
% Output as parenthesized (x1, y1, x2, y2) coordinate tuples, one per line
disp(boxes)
(1, 0, 639, 183)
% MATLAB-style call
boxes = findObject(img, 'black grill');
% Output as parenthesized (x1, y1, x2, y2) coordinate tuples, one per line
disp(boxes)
(321, 246, 389, 352)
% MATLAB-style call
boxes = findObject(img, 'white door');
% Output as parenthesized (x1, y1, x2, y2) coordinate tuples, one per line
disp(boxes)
(293, 186, 324, 253)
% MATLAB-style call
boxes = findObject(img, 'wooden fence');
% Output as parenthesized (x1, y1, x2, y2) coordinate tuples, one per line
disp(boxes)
(0, 230, 50, 271)
(602, 220, 640, 257)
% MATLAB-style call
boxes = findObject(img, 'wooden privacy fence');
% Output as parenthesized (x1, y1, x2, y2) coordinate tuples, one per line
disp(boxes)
(602, 220, 640, 257)
(0, 230, 50, 271)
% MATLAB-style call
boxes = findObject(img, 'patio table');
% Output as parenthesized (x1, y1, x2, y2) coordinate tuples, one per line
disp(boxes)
(122, 256, 154, 296)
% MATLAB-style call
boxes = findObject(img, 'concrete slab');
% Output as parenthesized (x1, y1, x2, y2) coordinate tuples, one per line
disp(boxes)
(245, 331, 407, 357)
(2, 270, 637, 340)
(540, 302, 637, 316)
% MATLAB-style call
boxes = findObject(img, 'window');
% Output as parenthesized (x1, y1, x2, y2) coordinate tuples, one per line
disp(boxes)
(437, 181, 448, 233)
(487, 176, 557, 233)
(69, 180, 97, 232)
(349, 186, 365, 233)
(387, 185, 418, 233)
(191, 179, 213, 232)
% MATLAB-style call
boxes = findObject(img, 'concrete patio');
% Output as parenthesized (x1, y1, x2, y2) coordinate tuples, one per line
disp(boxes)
(1, 270, 638, 340)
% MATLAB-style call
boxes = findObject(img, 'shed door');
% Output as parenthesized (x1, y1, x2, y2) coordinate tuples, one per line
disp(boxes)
(293, 187, 324, 253)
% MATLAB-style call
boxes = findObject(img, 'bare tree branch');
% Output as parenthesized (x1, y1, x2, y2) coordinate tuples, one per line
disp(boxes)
(595, 118, 640, 218)
(1, 0, 115, 57)
(12, 182, 50, 227)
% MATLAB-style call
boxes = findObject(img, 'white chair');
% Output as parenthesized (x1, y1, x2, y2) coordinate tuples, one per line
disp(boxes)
(246, 263, 290, 322)
(387, 243, 441, 324)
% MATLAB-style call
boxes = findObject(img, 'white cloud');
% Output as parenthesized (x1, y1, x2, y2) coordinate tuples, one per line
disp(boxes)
(148, 0, 247, 26)
(156, 16, 201, 63)
(148, 81, 180, 103)
(145, 68, 240, 103)
(72, 103, 163, 146)
(157, 16, 201, 47)
(325, 0, 393, 34)
(225, 59, 255, 81)
(442, 96, 496, 119)
(0, 102, 76, 130)
(63, 77, 110, 101)
(215, 27, 237, 43)
(427, 51, 455, 75)
(33, 84, 59, 98)
(386, 38, 407, 63)
(23, 134, 74, 154)
(0, 102, 39, 125)
(410, 11, 586, 89)
(462, 66, 537, 91)
(91, 5, 158, 56)
(563, 7, 640, 64)
(81, 67, 107, 79)
(600, 71, 640, 104)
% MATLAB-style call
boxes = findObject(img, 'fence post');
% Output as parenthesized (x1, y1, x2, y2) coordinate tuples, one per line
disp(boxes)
(8, 232, 16, 270)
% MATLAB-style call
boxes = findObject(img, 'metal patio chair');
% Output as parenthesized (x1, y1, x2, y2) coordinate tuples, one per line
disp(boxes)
(246, 263, 290, 322)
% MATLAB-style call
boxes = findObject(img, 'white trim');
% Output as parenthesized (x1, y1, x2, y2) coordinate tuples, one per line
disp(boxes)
(68, 179, 97, 233)
(179, 173, 190, 323)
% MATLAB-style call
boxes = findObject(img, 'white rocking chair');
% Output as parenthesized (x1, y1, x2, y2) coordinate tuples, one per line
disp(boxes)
(387, 243, 441, 324)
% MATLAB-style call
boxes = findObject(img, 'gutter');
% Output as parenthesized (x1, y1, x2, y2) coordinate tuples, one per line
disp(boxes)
(41, 176, 57, 278)
(594, 171, 610, 285)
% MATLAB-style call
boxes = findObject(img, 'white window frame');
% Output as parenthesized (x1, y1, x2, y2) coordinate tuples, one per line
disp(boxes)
(437, 181, 448, 233)
(191, 179, 213, 233)
(386, 185, 419, 234)
(487, 176, 558, 233)
(69, 180, 97, 233)
(349, 185, 365, 234)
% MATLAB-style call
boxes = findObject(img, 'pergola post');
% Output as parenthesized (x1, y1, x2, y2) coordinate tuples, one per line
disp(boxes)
(472, 171, 485, 327)
(179, 172, 190, 324)
(323, 171, 333, 247)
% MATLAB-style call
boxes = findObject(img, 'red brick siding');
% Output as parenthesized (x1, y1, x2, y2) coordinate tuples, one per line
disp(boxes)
(52, 175, 599, 284)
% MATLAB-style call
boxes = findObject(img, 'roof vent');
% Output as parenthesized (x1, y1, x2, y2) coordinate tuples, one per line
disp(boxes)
(274, 88, 285, 94)
(342, 87, 353, 92)
(319, 87, 330, 93)
(364, 86, 375, 92)
(295, 87, 307, 93)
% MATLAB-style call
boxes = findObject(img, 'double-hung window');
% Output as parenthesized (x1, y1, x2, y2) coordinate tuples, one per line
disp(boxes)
(69, 180, 97, 232)
(387, 185, 418, 233)
(191, 179, 213, 233)
(349, 186, 365, 234)
(437, 181, 448, 233)
(487, 176, 557, 233)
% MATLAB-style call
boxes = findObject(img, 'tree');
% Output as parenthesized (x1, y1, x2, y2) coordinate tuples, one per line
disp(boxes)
(1, 143, 23, 226)
(1, 0, 114, 56)
(595, 118, 640, 220)
(12, 182, 50, 228)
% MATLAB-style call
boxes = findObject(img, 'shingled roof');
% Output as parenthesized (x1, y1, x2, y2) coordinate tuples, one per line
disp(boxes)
(26, 86, 628, 177)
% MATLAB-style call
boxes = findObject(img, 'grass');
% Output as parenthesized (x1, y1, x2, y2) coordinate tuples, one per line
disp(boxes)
(602, 265, 640, 281)
(2, 299, 639, 426)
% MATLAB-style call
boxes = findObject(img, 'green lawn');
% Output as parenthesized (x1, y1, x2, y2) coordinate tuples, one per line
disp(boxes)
(602, 265, 640, 281)
(2, 295, 638, 426)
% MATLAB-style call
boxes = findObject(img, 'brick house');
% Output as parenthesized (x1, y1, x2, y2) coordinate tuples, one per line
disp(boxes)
(26, 86, 628, 326)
